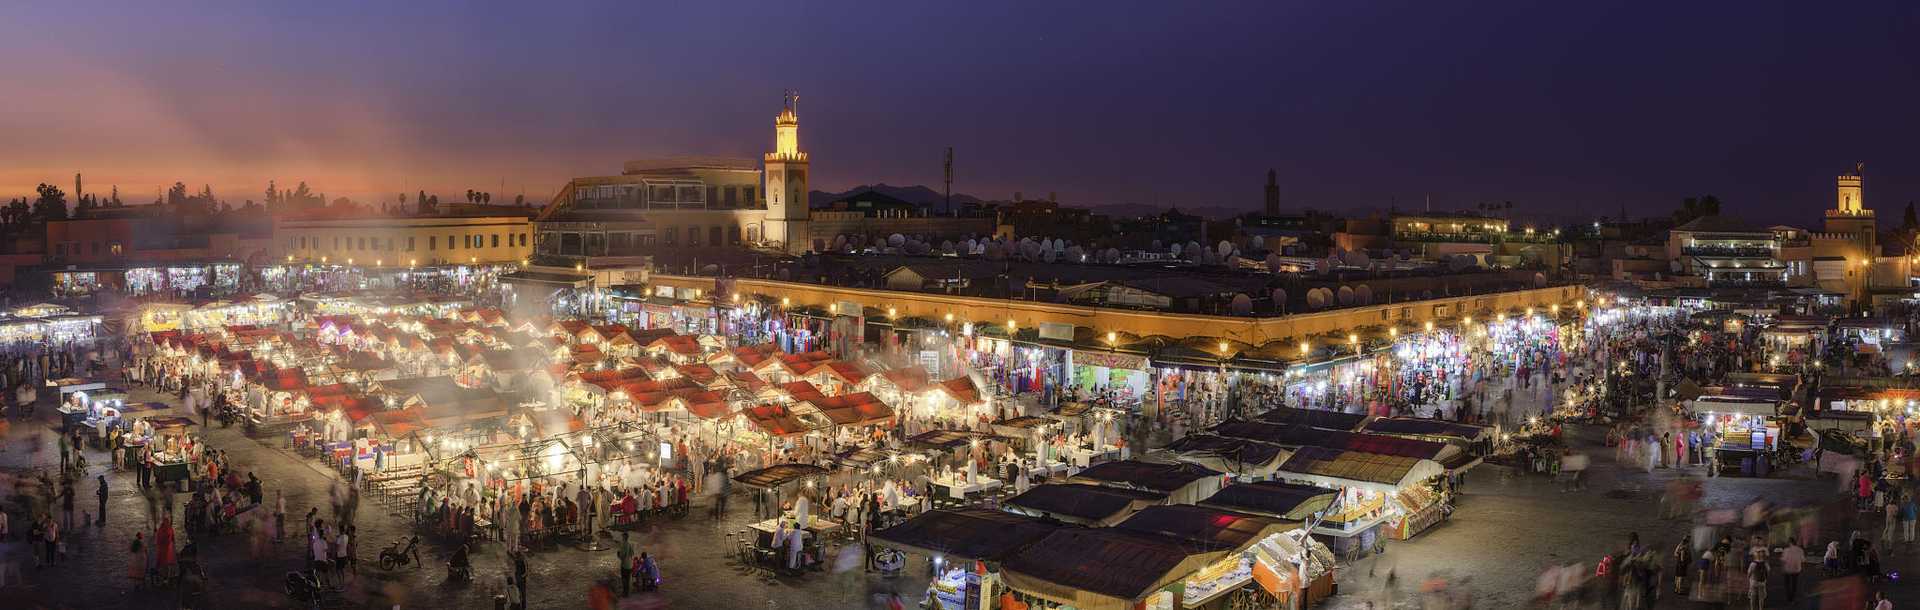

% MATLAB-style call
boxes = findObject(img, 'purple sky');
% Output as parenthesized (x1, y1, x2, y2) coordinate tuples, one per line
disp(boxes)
(4, 1, 1919, 224)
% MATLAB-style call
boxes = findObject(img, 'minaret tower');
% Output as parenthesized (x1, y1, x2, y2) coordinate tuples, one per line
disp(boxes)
(764, 91, 811, 253)
(1824, 162, 1875, 236)
(1263, 169, 1279, 216)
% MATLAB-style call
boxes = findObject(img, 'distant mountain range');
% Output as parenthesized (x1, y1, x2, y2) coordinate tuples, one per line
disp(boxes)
(808, 184, 984, 209)
(809, 183, 1254, 219)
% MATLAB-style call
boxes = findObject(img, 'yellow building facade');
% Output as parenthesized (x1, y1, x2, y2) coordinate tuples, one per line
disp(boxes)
(278, 214, 535, 267)
(652, 273, 1585, 348)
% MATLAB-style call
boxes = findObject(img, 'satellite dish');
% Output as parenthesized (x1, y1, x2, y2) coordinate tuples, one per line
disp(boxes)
(1271, 288, 1287, 310)
(1265, 254, 1283, 273)
(1217, 241, 1233, 258)
(1337, 286, 1356, 306)
(1225, 294, 1252, 315)
(1170, 243, 1183, 257)
(1354, 284, 1373, 305)
(888, 233, 905, 247)
(1305, 289, 1327, 309)
(1534, 272, 1547, 287)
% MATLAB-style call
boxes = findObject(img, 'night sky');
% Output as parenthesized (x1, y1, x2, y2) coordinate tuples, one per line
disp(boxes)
(5, 1, 1919, 225)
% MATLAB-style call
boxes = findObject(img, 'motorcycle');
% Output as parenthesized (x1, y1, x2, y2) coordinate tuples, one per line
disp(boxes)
(379, 535, 422, 570)
(446, 561, 473, 583)
(285, 570, 326, 605)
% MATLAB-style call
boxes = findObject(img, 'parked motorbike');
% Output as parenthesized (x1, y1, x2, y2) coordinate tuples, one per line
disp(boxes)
(284, 570, 325, 604)
(379, 535, 422, 570)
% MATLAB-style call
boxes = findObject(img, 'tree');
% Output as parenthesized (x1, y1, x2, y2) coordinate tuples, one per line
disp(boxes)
(1904, 201, 1917, 232)
(481, 192, 491, 205)
(514, 194, 525, 206)
(33, 183, 68, 221)
(265, 180, 278, 206)
(1673, 195, 1722, 225)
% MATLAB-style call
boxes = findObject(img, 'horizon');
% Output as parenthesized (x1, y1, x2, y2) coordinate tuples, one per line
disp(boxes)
(5, 2, 1919, 227)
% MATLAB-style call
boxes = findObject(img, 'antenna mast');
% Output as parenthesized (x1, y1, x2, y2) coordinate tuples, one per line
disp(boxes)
(943, 147, 954, 217)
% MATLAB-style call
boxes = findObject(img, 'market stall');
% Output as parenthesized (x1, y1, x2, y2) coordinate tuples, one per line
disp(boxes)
(1002, 483, 1166, 527)
(1000, 527, 1232, 610)
(1272, 446, 1447, 547)
(1067, 460, 1225, 505)
(870, 508, 1067, 610)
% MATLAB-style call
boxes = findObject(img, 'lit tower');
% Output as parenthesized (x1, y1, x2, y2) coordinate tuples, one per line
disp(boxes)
(1824, 162, 1874, 235)
(764, 90, 811, 253)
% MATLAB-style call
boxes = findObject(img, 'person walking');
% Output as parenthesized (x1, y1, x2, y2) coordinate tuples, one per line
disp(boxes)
(513, 550, 528, 608)
(127, 532, 145, 583)
(1744, 549, 1768, 609)
(615, 532, 634, 597)
(1903, 493, 1918, 544)
(95, 475, 108, 525)
(58, 434, 69, 473)
(1885, 496, 1900, 546)
(59, 482, 74, 532)
(1778, 539, 1803, 602)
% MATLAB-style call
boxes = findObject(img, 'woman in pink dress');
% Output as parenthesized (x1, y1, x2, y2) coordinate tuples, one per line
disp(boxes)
(154, 514, 177, 577)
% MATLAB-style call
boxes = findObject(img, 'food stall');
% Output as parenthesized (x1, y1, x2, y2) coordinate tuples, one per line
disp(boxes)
(1689, 394, 1781, 477)
(1003, 483, 1165, 527)
(147, 417, 200, 486)
(1000, 527, 1231, 610)
(731, 463, 838, 571)
(1271, 446, 1446, 551)
(1250, 530, 1338, 610)
(870, 508, 1066, 610)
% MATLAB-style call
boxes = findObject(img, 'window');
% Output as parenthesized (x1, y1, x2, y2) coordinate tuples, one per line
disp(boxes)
(709, 226, 722, 246)
(744, 186, 756, 204)
(491, 234, 499, 248)
(91, 242, 100, 255)
(729, 226, 741, 244)
(333, 237, 340, 250)
(110, 242, 122, 256)
(448, 234, 456, 249)
(357, 237, 366, 250)
(664, 227, 677, 246)
(429, 236, 437, 250)
(406, 237, 415, 251)
(688, 227, 701, 246)
(639, 235, 657, 246)
(54, 244, 65, 257)
(609, 233, 631, 252)
(520, 233, 528, 247)
(723, 186, 736, 207)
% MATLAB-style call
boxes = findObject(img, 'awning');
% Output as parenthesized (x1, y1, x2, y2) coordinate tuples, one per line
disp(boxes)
(870, 508, 1065, 563)
(499, 271, 593, 288)
(730, 463, 830, 489)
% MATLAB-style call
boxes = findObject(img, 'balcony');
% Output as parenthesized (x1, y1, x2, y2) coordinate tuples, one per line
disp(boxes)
(1683, 246, 1775, 257)
(1705, 279, 1787, 289)
(1391, 231, 1559, 244)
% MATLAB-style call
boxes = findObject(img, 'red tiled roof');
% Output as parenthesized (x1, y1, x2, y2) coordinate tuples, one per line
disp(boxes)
(743, 404, 811, 437)
(807, 361, 871, 386)
(776, 380, 828, 403)
(649, 335, 702, 355)
(874, 367, 933, 393)
(674, 363, 719, 385)
(809, 392, 893, 427)
(935, 377, 984, 406)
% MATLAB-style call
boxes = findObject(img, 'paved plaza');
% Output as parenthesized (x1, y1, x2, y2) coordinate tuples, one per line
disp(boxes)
(0, 373, 1913, 609)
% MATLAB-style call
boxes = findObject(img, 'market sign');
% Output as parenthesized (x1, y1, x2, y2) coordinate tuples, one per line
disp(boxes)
(1038, 322, 1074, 342)
(1077, 351, 1147, 371)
